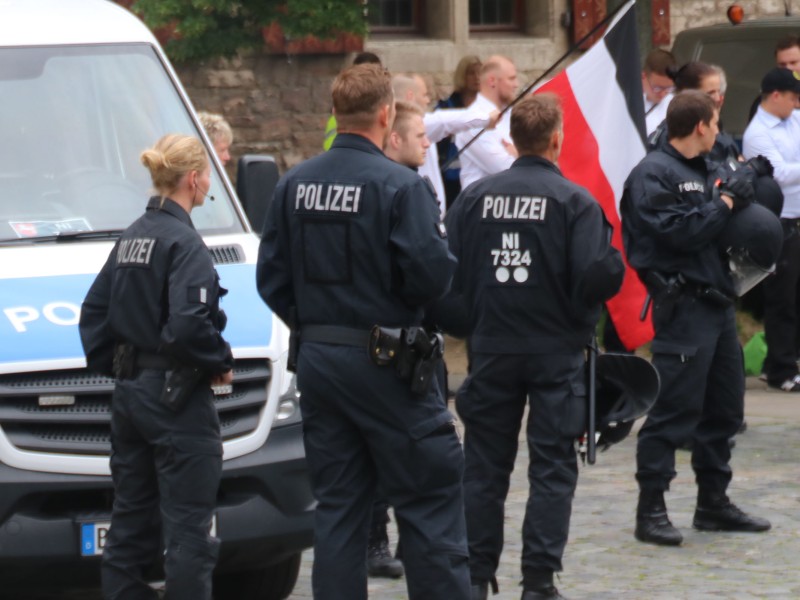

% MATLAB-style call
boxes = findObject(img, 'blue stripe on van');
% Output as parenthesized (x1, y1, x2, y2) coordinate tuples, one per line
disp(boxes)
(0, 264, 272, 366)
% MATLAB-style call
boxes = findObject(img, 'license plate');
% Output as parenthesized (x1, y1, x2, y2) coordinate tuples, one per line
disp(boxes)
(80, 520, 110, 556)
(79, 515, 217, 557)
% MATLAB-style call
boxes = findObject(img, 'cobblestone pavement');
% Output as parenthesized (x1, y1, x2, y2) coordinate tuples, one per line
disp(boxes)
(287, 376, 800, 600)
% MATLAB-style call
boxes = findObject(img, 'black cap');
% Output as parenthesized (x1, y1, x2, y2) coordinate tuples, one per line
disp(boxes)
(760, 67, 800, 94)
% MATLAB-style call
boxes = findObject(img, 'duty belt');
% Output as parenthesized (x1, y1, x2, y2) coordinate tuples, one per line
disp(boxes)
(299, 325, 371, 347)
(136, 352, 173, 370)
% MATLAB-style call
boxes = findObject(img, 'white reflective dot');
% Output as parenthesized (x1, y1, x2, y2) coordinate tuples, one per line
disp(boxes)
(513, 267, 529, 283)
(496, 267, 510, 283)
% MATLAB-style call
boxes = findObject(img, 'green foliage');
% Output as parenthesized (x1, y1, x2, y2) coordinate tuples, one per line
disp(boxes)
(125, 0, 366, 62)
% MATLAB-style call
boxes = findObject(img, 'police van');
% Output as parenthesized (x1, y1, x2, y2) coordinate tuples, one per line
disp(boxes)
(0, 1, 313, 597)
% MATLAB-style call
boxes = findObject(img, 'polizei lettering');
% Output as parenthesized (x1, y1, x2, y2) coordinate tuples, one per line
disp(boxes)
(294, 183, 363, 214)
(481, 195, 547, 221)
(116, 237, 156, 266)
(678, 181, 705, 193)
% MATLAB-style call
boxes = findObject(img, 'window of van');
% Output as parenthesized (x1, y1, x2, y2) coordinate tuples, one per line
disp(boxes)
(0, 44, 243, 241)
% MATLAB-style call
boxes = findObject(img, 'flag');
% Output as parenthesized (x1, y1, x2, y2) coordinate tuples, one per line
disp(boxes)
(535, 0, 653, 350)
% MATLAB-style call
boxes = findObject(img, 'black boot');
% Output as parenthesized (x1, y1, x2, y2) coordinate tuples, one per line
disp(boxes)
(367, 520, 404, 578)
(693, 492, 771, 532)
(635, 489, 683, 546)
(521, 588, 568, 600)
(521, 571, 567, 599)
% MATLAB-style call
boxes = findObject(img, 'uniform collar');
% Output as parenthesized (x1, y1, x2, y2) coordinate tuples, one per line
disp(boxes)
(662, 142, 708, 173)
(330, 133, 386, 157)
(146, 196, 195, 228)
(511, 155, 562, 175)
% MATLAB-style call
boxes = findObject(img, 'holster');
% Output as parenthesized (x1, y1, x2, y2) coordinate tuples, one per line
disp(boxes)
(160, 367, 205, 413)
(644, 272, 685, 325)
(112, 343, 136, 380)
(368, 326, 444, 396)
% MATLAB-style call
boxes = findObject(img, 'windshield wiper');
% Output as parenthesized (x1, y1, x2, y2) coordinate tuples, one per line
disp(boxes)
(0, 229, 124, 246)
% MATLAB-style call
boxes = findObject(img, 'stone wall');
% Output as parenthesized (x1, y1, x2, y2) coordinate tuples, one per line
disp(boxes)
(177, 53, 348, 177)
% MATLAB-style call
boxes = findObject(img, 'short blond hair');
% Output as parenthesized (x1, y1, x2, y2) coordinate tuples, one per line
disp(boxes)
(197, 111, 233, 146)
(332, 64, 394, 131)
(140, 134, 208, 195)
(392, 100, 424, 137)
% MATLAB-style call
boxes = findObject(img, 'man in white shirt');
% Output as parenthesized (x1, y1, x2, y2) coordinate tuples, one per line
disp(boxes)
(455, 56, 519, 189)
(642, 48, 676, 135)
(392, 73, 497, 217)
(743, 67, 800, 391)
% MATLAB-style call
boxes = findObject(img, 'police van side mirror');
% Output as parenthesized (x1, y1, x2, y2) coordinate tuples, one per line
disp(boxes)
(236, 154, 280, 236)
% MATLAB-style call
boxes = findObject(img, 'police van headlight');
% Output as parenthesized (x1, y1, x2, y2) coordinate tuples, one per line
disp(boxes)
(273, 372, 301, 427)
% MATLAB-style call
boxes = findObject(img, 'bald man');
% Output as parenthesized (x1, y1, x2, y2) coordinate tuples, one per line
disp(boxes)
(454, 55, 519, 188)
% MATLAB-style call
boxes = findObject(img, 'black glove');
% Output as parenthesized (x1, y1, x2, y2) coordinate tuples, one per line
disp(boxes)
(745, 155, 774, 178)
(719, 175, 754, 212)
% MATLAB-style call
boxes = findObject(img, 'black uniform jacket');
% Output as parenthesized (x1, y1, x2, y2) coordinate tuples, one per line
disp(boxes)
(441, 155, 623, 354)
(256, 133, 456, 329)
(79, 197, 233, 377)
(621, 143, 734, 296)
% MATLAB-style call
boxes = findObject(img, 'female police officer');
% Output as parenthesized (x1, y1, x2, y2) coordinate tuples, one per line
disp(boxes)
(79, 134, 233, 600)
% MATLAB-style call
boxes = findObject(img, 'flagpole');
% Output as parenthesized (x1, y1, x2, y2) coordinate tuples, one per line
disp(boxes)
(442, 0, 635, 171)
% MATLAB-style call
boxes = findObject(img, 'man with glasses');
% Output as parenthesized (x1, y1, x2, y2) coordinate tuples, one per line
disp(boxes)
(643, 48, 677, 135)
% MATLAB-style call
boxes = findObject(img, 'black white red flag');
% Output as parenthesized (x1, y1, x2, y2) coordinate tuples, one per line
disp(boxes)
(536, 0, 653, 349)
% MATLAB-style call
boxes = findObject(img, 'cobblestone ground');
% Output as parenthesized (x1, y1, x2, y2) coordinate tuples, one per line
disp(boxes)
(288, 380, 800, 600)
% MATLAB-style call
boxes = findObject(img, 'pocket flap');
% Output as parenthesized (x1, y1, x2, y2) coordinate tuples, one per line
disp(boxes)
(651, 341, 698, 357)
(408, 411, 455, 440)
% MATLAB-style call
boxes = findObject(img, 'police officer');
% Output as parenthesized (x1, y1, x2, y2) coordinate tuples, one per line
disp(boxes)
(79, 134, 233, 600)
(622, 91, 771, 548)
(256, 64, 470, 600)
(441, 94, 624, 600)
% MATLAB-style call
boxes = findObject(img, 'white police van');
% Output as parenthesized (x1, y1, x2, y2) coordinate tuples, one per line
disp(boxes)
(0, 1, 313, 597)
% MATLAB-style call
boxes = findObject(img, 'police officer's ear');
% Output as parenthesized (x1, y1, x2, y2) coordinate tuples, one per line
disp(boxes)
(551, 127, 564, 160)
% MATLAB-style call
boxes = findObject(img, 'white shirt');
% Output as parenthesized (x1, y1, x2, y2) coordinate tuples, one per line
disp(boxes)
(454, 93, 514, 189)
(644, 92, 673, 136)
(743, 106, 800, 218)
(419, 107, 492, 217)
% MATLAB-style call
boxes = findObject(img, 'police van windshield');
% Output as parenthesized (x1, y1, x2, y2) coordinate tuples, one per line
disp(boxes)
(0, 43, 243, 241)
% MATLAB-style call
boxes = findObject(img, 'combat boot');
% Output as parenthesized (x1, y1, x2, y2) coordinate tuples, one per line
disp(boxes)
(634, 489, 683, 546)
(521, 587, 568, 600)
(367, 520, 404, 578)
(693, 492, 771, 532)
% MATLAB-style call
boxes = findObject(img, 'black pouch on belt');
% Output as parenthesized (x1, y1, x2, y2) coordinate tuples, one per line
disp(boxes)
(369, 326, 404, 367)
(160, 367, 205, 413)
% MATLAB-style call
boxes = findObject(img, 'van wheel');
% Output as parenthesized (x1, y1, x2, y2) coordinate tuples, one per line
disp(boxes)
(213, 553, 301, 600)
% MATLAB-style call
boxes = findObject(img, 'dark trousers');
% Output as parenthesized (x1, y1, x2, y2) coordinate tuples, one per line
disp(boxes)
(297, 343, 470, 600)
(456, 352, 585, 582)
(763, 225, 800, 385)
(102, 369, 222, 600)
(637, 298, 743, 494)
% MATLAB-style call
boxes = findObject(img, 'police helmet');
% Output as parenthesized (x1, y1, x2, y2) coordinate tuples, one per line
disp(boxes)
(717, 202, 783, 296)
(595, 353, 660, 451)
(752, 175, 784, 217)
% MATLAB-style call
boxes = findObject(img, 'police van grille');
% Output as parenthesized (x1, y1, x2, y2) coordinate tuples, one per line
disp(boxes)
(208, 244, 244, 265)
(0, 359, 271, 456)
